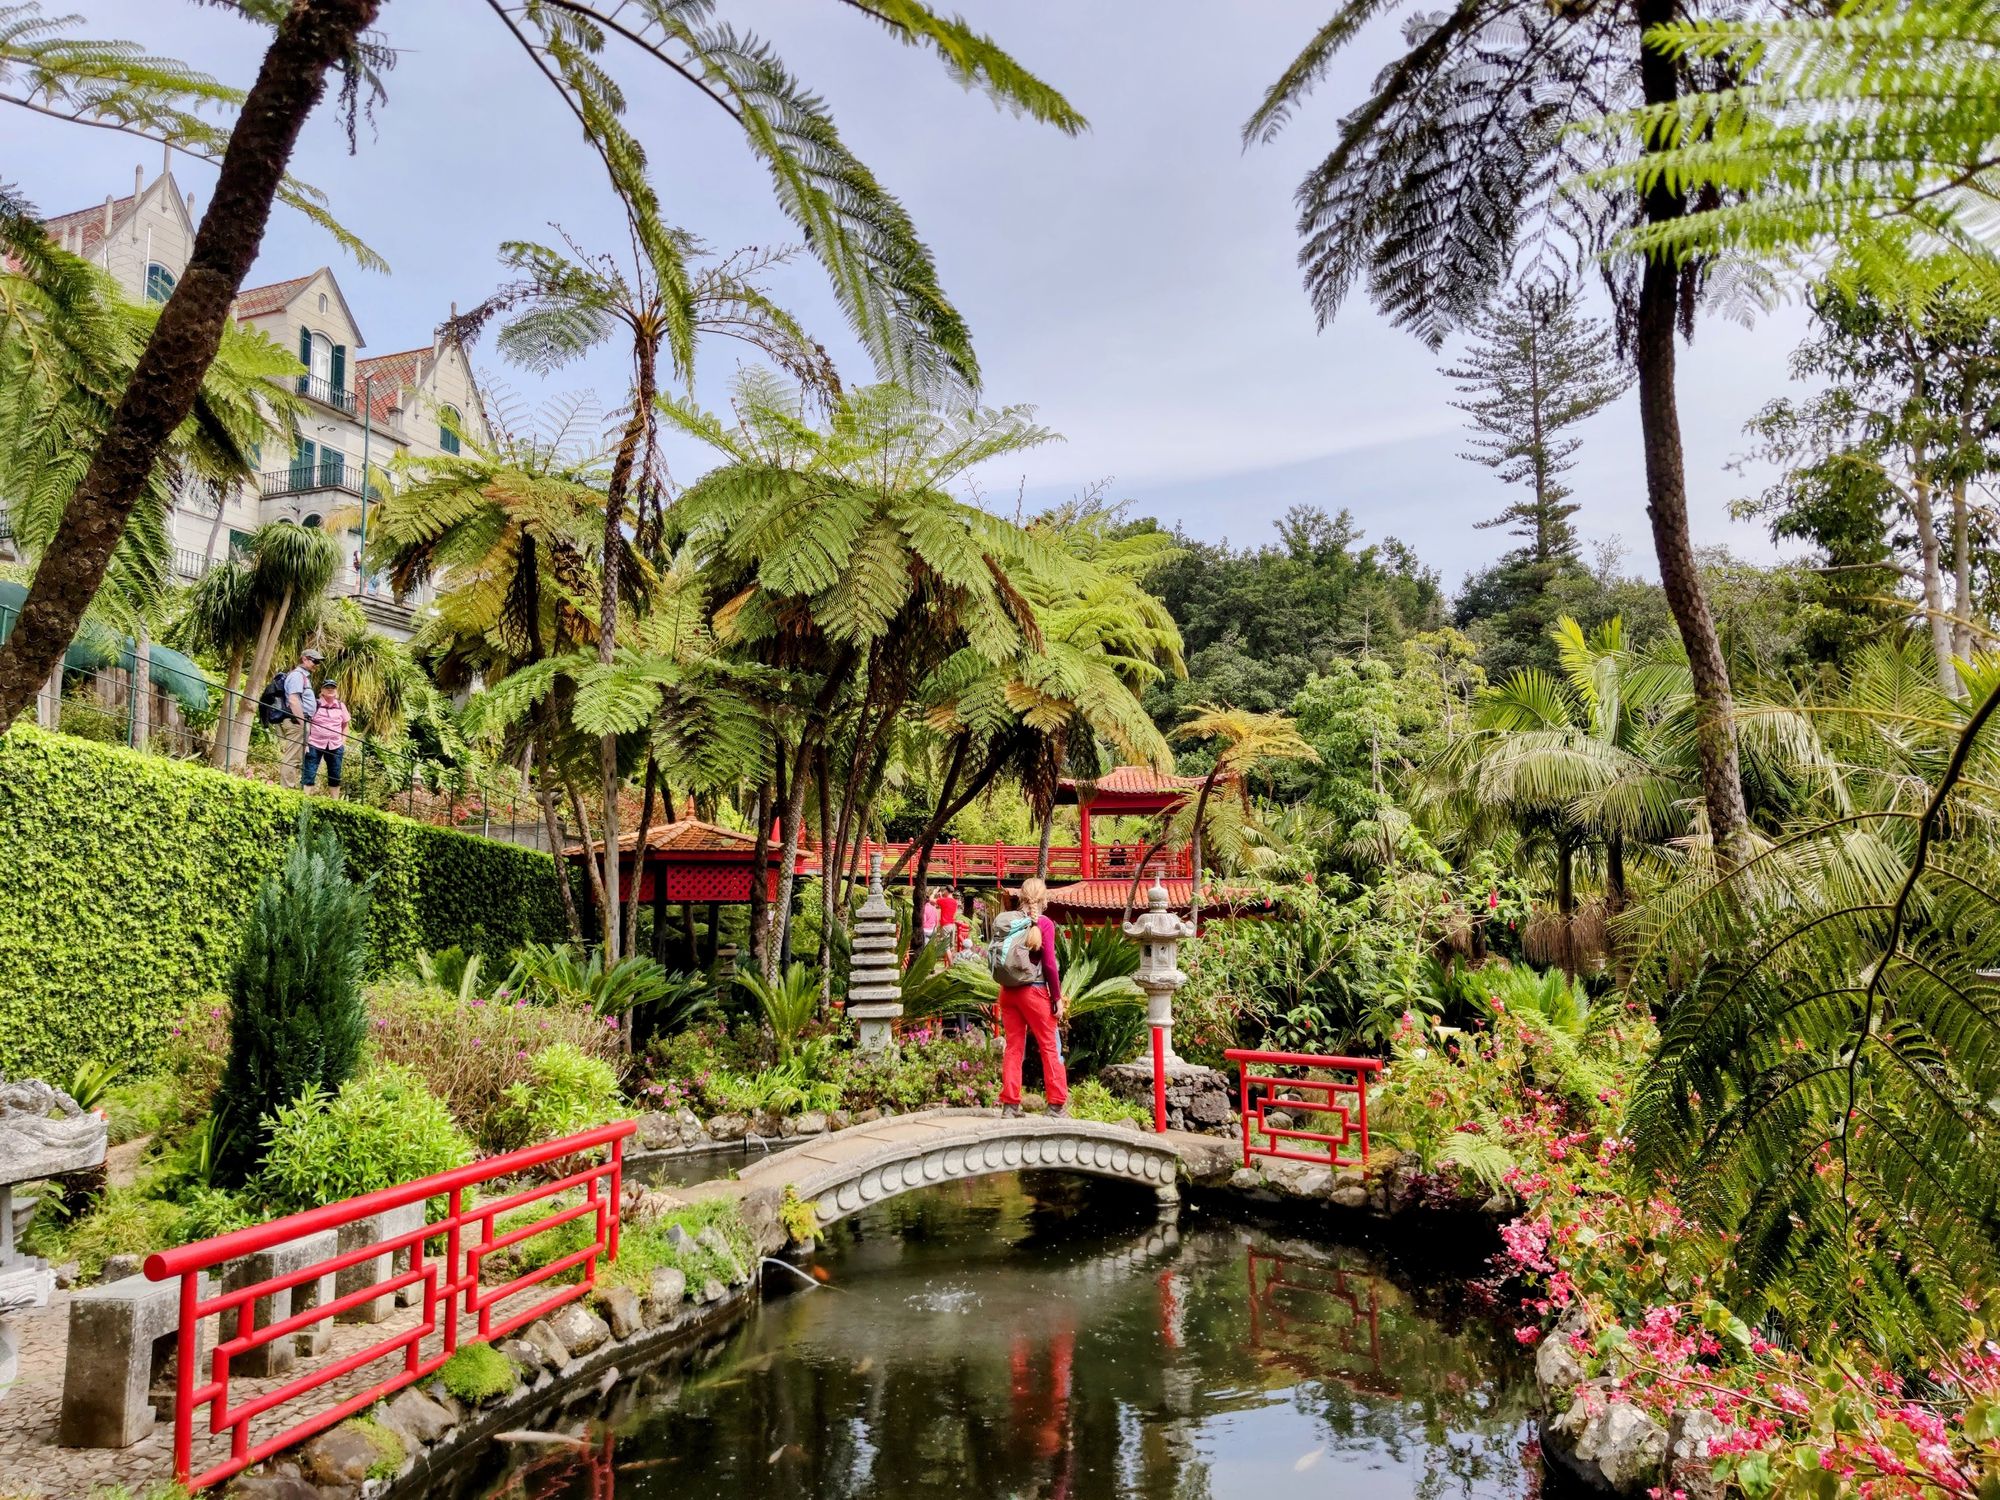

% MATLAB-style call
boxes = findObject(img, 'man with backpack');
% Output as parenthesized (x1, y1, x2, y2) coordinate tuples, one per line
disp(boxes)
(988, 878, 1067, 1118)
(265, 647, 322, 788)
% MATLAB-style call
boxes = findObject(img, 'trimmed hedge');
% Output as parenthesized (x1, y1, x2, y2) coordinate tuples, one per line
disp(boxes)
(0, 728, 566, 1076)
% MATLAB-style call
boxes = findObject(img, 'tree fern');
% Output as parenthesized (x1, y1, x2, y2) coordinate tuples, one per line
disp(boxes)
(1632, 656, 2000, 1357)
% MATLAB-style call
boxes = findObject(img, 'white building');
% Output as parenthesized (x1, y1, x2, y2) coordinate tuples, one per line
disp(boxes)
(25, 159, 490, 640)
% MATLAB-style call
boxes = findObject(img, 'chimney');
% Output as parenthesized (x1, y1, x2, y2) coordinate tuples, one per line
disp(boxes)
(102, 195, 114, 234)
(186, 192, 196, 220)
(134, 164, 143, 199)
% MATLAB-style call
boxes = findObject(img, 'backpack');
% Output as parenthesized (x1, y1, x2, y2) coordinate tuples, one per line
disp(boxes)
(986, 912, 1043, 988)
(257, 673, 289, 726)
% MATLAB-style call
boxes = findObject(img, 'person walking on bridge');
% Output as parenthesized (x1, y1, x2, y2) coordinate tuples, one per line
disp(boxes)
(991, 878, 1067, 1118)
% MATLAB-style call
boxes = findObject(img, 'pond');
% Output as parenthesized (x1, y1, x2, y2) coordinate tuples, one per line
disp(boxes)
(443, 1175, 1543, 1500)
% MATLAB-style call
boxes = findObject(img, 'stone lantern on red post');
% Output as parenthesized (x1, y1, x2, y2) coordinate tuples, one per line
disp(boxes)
(1125, 881, 1194, 1132)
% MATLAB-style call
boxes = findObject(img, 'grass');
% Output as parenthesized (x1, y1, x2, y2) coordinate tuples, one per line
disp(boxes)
(438, 1342, 515, 1405)
(485, 1193, 754, 1297)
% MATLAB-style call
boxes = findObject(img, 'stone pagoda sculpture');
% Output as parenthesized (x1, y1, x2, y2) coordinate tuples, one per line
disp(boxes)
(847, 854, 904, 1053)
(1, 1078, 107, 1310)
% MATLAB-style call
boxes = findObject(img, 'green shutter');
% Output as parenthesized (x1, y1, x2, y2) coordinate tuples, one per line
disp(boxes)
(330, 344, 346, 405)
(297, 326, 312, 394)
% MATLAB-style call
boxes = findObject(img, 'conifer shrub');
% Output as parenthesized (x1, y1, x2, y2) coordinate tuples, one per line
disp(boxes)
(213, 817, 374, 1184)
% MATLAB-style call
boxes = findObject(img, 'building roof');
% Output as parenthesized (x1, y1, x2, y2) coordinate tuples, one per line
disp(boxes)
(1055, 765, 1230, 811)
(355, 347, 426, 424)
(42, 191, 138, 262)
(565, 818, 768, 859)
(1041, 876, 1270, 920)
(234, 273, 318, 321)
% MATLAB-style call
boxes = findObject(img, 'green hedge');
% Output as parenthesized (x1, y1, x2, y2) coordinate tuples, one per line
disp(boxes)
(0, 728, 566, 1076)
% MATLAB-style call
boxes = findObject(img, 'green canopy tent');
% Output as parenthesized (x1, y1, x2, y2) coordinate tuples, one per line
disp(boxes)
(0, 579, 211, 713)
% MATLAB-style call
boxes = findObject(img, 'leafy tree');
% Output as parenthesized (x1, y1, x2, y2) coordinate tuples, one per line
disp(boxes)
(1736, 271, 2000, 696)
(1170, 705, 1320, 934)
(0, 0, 1082, 731)
(212, 815, 374, 1185)
(1247, 0, 1758, 863)
(209, 521, 340, 769)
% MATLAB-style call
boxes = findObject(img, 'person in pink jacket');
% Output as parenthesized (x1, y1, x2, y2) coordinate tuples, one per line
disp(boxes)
(302, 679, 351, 795)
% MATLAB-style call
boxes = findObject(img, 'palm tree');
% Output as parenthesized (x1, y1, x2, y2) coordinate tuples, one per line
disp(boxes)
(0, 0, 1082, 730)
(315, 598, 416, 739)
(1247, 0, 1754, 864)
(1169, 705, 1320, 934)
(208, 522, 340, 770)
(664, 373, 1062, 977)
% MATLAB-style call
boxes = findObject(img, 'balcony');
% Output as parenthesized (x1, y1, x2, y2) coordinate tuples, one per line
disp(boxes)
(173, 548, 213, 581)
(260, 462, 361, 500)
(295, 373, 356, 415)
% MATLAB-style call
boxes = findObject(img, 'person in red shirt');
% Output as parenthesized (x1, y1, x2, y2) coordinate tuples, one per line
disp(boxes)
(997, 877, 1067, 1117)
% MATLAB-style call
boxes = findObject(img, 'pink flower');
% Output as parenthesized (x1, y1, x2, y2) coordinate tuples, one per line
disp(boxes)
(1514, 1326, 1539, 1346)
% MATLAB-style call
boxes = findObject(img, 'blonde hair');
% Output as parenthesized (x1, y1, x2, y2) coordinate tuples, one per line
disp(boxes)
(1016, 877, 1049, 915)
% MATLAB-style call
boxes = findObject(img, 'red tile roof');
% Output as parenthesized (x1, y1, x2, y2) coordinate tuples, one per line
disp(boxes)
(566, 819, 766, 858)
(1042, 876, 1270, 920)
(43, 192, 136, 262)
(233, 272, 318, 321)
(355, 347, 427, 424)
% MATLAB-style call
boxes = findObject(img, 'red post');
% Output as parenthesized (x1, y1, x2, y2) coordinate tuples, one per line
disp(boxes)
(1151, 1025, 1167, 1134)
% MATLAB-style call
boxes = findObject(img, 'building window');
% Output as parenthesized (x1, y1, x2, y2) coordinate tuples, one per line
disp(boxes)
(302, 513, 323, 530)
(439, 405, 463, 455)
(319, 292, 328, 313)
(309, 333, 333, 386)
(145, 263, 176, 303)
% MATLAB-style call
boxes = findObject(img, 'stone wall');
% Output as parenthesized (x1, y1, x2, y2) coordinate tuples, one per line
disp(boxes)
(1097, 1064, 1234, 1134)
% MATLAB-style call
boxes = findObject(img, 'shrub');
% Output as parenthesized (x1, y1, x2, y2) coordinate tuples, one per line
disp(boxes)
(213, 816, 373, 1184)
(366, 980, 617, 1149)
(257, 1067, 473, 1214)
(493, 1044, 624, 1149)
(21, 1185, 184, 1283)
(1065, 1078, 1144, 1126)
(490, 1196, 753, 1296)
(0, 727, 566, 1077)
(437, 1343, 515, 1405)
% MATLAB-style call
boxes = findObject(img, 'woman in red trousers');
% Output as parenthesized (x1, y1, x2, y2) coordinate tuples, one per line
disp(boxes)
(998, 878, 1068, 1118)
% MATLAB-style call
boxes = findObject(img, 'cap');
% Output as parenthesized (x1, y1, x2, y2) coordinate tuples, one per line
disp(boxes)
(303, 648, 324, 661)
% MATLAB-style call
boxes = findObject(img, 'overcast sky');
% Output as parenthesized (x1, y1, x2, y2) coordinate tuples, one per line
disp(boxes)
(16, 1, 1814, 593)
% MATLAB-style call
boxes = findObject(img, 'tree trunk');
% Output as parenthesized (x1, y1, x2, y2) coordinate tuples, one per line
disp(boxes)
(1119, 830, 1172, 927)
(747, 774, 773, 976)
(35, 663, 61, 730)
(624, 752, 658, 957)
(1035, 802, 1055, 879)
(566, 779, 609, 945)
(1185, 775, 1218, 938)
(530, 734, 584, 941)
(1909, 442, 1958, 695)
(816, 742, 835, 1003)
(1951, 473, 1975, 679)
(1634, 0, 1750, 866)
(129, 627, 152, 750)
(0, 0, 383, 724)
(210, 642, 245, 766)
(1556, 836, 1576, 977)
(231, 588, 293, 770)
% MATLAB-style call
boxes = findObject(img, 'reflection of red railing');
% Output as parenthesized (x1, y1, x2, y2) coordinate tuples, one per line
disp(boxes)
(144, 1121, 634, 1491)
(800, 840, 1195, 883)
(1245, 1248, 1383, 1384)
(1224, 1049, 1382, 1170)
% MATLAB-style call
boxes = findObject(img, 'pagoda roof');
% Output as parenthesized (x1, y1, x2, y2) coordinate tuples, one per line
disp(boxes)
(1055, 765, 1236, 813)
(564, 818, 773, 861)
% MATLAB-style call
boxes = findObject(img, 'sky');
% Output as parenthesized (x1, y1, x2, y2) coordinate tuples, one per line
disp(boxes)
(15, 1, 1816, 594)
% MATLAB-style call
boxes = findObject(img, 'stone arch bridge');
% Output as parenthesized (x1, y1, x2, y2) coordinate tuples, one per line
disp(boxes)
(731, 1108, 1231, 1226)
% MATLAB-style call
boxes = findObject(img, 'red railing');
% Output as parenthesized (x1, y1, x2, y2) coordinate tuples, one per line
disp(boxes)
(1224, 1049, 1382, 1171)
(799, 839, 1195, 884)
(144, 1121, 635, 1491)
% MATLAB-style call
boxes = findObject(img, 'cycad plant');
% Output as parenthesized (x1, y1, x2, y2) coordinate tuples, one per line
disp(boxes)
(1631, 656, 2000, 1358)
(738, 963, 820, 1063)
(212, 815, 374, 1186)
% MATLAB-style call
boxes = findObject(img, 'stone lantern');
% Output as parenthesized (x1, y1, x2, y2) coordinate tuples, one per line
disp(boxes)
(847, 854, 904, 1054)
(1125, 880, 1194, 1070)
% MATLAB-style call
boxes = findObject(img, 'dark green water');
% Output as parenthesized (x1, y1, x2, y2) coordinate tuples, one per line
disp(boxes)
(454, 1175, 1539, 1500)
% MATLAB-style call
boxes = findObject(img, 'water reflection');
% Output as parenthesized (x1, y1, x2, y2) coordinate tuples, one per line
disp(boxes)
(447, 1175, 1538, 1500)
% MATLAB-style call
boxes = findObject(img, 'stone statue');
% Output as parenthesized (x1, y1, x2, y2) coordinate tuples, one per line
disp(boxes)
(0, 1075, 109, 1309)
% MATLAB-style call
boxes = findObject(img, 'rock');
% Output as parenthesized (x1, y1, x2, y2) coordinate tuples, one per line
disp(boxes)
(498, 1338, 545, 1378)
(827, 1109, 852, 1133)
(853, 1108, 884, 1125)
(1330, 1185, 1369, 1209)
(1535, 1330, 1588, 1403)
(1547, 1383, 1667, 1494)
(421, 1383, 464, 1424)
(594, 1286, 641, 1341)
(622, 1187, 687, 1225)
(522, 1318, 571, 1372)
(647, 1267, 688, 1321)
(548, 1302, 610, 1357)
(382, 1387, 455, 1446)
(1228, 1166, 1264, 1191)
(735, 1186, 785, 1256)
(1098, 1061, 1235, 1135)
(700, 1277, 726, 1304)
(794, 1111, 829, 1136)
(301, 1425, 381, 1487)
(1479, 1192, 1513, 1216)
(664, 1223, 694, 1253)
(1265, 1109, 1294, 1132)
(673, 1107, 705, 1144)
(53, 1260, 81, 1289)
(1263, 1158, 1333, 1199)
(1333, 1167, 1365, 1191)
(707, 1113, 749, 1143)
(99, 1253, 142, 1283)
(1666, 1408, 1727, 1500)
(696, 1225, 746, 1283)
(750, 1109, 784, 1139)
(635, 1113, 676, 1151)
(227, 1475, 325, 1500)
